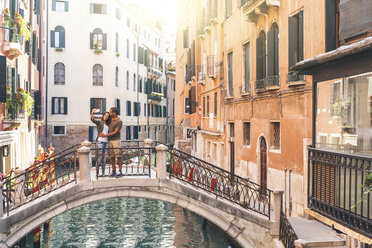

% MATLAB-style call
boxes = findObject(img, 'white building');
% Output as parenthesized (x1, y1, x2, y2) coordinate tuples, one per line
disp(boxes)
(46, 0, 167, 150)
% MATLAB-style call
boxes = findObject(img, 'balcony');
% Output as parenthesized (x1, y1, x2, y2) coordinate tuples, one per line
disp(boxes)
(266, 75, 280, 90)
(148, 92, 164, 102)
(207, 55, 217, 79)
(243, 0, 280, 23)
(239, 84, 251, 96)
(147, 66, 163, 79)
(3, 34, 22, 59)
(3, 107, 25, 130)
(286, 71, 305, 86)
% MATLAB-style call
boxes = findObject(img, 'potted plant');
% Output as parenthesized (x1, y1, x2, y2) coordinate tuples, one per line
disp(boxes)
(94, 49, 102, 54)
(332, 98, 351, 118)
(5, 86, 34, 117)
(2, 9, 31, 42)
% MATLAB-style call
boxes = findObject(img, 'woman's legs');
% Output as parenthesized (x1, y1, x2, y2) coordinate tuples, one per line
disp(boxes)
(101, 142, 108, 175)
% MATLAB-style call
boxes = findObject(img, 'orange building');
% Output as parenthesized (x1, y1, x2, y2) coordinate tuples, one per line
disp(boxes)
(176, 0, 331, 217)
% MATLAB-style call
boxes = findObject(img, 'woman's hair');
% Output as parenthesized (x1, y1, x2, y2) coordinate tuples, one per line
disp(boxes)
(101, 112, 111, 125)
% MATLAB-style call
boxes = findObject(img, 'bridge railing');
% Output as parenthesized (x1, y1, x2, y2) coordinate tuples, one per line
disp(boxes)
(279, 210, 298, 248)
(91, 147, 154, 178)
(2, 150, 78, 215)
(167, 148, 272, 218)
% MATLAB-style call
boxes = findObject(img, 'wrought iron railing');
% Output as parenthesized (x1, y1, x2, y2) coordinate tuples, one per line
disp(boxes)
(308, 148, 372, 238)
(267, 75, 280, 88)
(185, 64, 195, 84)
(168, 148, 272, 218)
(92, 147, 154, 179)
(255, 79, 266, 92)
(3, 150, 78, 214)
(207, 55, 217, 78)
(279, 211, 298, 248)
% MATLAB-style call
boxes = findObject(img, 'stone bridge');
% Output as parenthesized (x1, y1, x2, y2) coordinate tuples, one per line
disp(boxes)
(0, 140, 284, 248)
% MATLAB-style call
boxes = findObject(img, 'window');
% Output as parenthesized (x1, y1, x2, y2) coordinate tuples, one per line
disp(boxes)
(256, 31, 266, 81)
(183, 29, 189, 48)
(138, 77, 142, 93)
(53, 0, 68, 12)
(92, 64, 103, 86)
(51, 26, 65, 48)
(133, 74, 136, 91)
(115, 8, 121, 20)
(54, 63, 65, 85)
(115, 33, 119, 53)
(126, 39, 129, 58)
(270, 122, 280, 150)
(90, 28, 107, 50)
(185, 98, 190, 114)
(214, 92, 217, 116)
(90, 98, 106, 114)
(126, 126, 131, 140)
(288, 11, 304, 68)
(53, 126, 66, 136)
(203, 96, 206, 117)
(52, 97, 67, 114)
(229, 123, 234, 138)
(133, 43, 136, 61)
(207, 96, 210, 115)
(115, 67, 118, 87)
(134, 102, 140, 116)
(173, 99, 175, 116)
(144, 103, 146, 116)
(116, 99, 120, 115)
(325, 0, 338, 52)
(163, 106, 166, 117)
(133, 126, 139, 140)
(126, 71, 129, 90)
(90, 3, 106, 14)
(243, 122, 250, 146)
(243, 42, 250, 92)
(268, 24, 279, 81)
(225, 0, 232, 19)
(227, 51, 233, 96)
(126, 101, 132, 116)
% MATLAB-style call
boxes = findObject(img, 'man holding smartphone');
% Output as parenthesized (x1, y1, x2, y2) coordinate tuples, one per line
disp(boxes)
(99, 107, 123, 177)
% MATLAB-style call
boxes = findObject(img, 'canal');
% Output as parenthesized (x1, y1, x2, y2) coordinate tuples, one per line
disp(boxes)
(12, 198, 240, 248)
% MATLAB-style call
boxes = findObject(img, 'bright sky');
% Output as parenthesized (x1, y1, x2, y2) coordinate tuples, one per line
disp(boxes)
(124, 0, 177, 35)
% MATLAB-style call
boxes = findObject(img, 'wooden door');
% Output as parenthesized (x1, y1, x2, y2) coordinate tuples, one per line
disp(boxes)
(260, 138, 267, 191)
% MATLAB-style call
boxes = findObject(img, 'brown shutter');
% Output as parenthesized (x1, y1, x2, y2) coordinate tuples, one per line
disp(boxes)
(267, 29, 274, 77)
(325, 0, 337, 52)
(189, 86, 196, 114)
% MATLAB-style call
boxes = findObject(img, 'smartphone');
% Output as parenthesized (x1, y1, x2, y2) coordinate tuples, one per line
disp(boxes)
(94, 109, 100, 113)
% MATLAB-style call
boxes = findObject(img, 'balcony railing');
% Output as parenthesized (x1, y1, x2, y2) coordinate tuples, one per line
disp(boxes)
(266, 75, 279, 88)
(308, 148, 372, 238)
(255, 79, 266, 92)
(207, 55, 217, 79)
(287, 71, 305, 84)
(147, 66, 163, 79)
(148, 92, 163, 101)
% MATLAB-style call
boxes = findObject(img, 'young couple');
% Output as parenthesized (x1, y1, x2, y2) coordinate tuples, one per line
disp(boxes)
(90, 107, 123, 177)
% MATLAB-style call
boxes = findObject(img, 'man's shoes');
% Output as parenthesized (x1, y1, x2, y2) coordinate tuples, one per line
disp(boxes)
(110, 171, 116, 177)
(117, 172, 124, 177)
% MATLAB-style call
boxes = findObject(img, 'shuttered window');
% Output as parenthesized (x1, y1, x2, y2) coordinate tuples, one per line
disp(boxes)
(52, 97, 68, 114)
(51, 26, 65, 48)
(288, 11, 304, 68)
(90, 98, 106, 114)
(126, 71, 130, 90)
(325, 0, 338, 52)
(189, 86, 196, 114)
(267, 23, 279, 78)
(183, 29, 189, 48)
(52, 0, 68, 12)
(116, 99, 120, 115)
(90, 3, 106, 14)
(115, 33, 119, 53)
(0, 56, 7, 103)
(115, 67, 118, 87)
(243, 42, 250, 91)
(126, 101, 132, 116)
(227, 51, 233, 96)
(90, 28, 107, 50)
(203, 96, 206, 117)
(214, 92, 217, 116)
(256, 31, 266, 81)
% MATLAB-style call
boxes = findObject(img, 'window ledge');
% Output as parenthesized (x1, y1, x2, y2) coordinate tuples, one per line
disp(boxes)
(243, 145, 251, 149)
(94, 49, 103, 54)
(266, 86, 280, 91)
(240, 92, 251, 96)
(269, 148, 281, 154)
(287, 80, 306, 87)
(225, 96, 234, 100)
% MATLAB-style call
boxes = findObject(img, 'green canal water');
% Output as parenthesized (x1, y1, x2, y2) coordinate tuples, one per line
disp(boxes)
(13, 198, 240, 248)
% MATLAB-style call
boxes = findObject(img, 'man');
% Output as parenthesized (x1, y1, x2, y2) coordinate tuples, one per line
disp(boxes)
(99, 107, 123, 176)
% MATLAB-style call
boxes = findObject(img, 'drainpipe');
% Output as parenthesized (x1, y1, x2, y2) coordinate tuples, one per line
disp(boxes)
(284, 168, 287, 216)
(289, 169, 293, 216)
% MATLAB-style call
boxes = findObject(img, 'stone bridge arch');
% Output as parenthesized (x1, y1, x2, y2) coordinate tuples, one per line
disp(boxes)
(0, 178, 274, 248)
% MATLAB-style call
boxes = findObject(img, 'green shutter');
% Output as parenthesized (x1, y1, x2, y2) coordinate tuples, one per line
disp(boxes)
(288, 15, 298, 68)
(64, 97, 68, 114)
(298, 11, 304, 62)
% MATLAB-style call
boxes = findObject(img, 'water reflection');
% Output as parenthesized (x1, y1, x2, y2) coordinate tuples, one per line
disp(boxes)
(14, 198, 240, 248)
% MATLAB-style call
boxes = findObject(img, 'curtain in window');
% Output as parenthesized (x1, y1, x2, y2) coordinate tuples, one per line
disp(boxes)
(54, 63, 65, 84)
(93, 64, 103, 85)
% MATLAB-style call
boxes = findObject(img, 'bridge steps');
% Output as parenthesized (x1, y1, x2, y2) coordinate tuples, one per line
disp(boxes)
(289, 217, 346, 247)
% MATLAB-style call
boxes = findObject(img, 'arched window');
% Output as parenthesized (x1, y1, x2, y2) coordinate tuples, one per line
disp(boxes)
(115, 67, 118, 87)
(256, 30, 266, 81)
(52, 26, 65, 48)
(54, 63, 65, 85)
(133, 74, 136, 91)
(267, 23, 279, 83)
(133, 43, 136, 61)
(126, 39, 129, 58)
(91, 28, 105, 50)
(93, 64, 103, 86)
(126, 71, 129, 89)
(115, 33, 119, 53)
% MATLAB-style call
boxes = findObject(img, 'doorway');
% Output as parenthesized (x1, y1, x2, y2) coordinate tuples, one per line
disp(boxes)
(259, 137, 267, 191)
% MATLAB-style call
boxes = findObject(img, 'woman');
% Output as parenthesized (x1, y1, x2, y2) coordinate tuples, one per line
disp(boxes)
(91, 109, 111, 176)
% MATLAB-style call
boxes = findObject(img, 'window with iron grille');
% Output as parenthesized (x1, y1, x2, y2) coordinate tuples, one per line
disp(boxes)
(92, 64, 103, 86)
(270, 122, 280, 149)
(203, 96, 206, 117)
(243, 122, 250, 146)
(207, 96, 210, 115)
(227, 51, 233, 96)
(54, 63, 65, 85)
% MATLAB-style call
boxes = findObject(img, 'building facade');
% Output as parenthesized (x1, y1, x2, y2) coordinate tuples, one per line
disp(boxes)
(0, 0, 44, 172)
(166, 70, 175, 145)
(46, 0, 167, 150)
